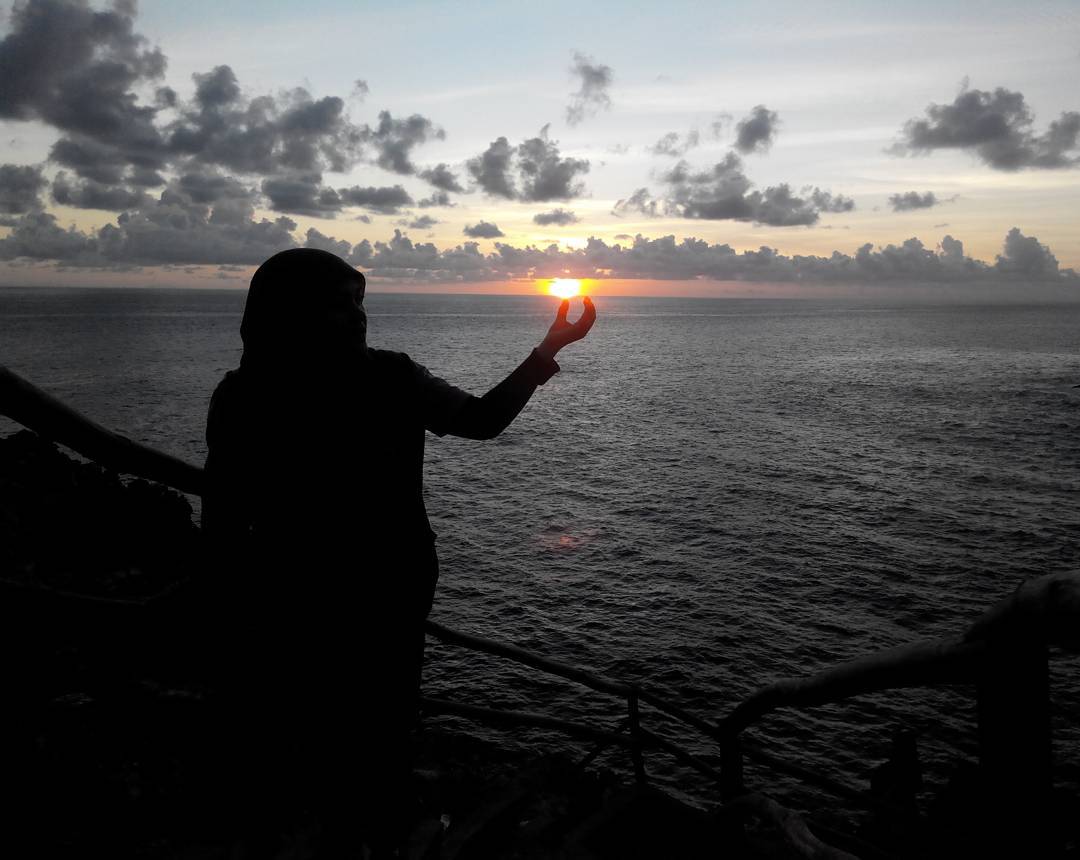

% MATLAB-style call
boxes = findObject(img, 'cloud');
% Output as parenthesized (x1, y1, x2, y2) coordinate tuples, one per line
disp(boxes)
(466, 137, 516, 198)
(0, 0, 168, 174)
(809, 189, 855, 214)
(734, 105, 779, 154)
(171, 76, 444, 215)
(996, 226, 1062, 278)
(418, 191, 455, 208)
(419, 163, 464, 193)
(50, 136, 143, 185)
(337, 184, 414, 214)
(353, 228, 1076, 286)
(463, 220, 504, 238)
(888, 191, 940, 211)
(517, 128, 589, 201)
(891, 84, 1080, 170)
(660, 155, 753, 219)
(613, 187, 660, 218)
(155, 86, 178, 109)
(351, 230, 488, 279)
(352, 79, 369, 100)
(0, 2, 450, 223)
(101, 191, 297, 266)
(402, 214, 439, 230)
(711, 114, 732, 139)
(650, 131, 700, 158)
(0, 211, 98, 262)
(532, 208, 580, 226)
(0, 187, 298, 266)
(169, 66, 367, 177)
(303, 226, 352, 258)
(0, 4, 432, 216)
(939, 234, 964, 261)
(0, 163, 47, 214)
(613, 233, 632, 241)
(51, 171, 146, 210)
(658, 153, 853, 226)
(177, 168, 252, 204)
(18, 35, 371, 215)
(173, 76, 439, 212)
(467, 127, 589, 202)
(260, 173, 342, 217)
(2, 206, 1076, 290)
(129, 166, 166, 187)
(364, 110, 445, 175)
(192, 64, 240, 108)
(565, 52, 613, 126)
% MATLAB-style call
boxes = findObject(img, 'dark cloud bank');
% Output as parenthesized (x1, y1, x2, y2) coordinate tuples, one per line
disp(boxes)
(889, 191, 941, 212)
(533, 208, 580, 226)
(402, 214, 438, 231)
(734, 105, 779, 155)
(0, 0, 452, 225)
(345, 228, 1077, 287)
(462, 220, 503, 239)
(2, 207, 1075, 290)
(893, 84, 1080, 170)
(467, 126, 589, 202)
(0, 163, 47, 216)
(615, 152, 853, 227)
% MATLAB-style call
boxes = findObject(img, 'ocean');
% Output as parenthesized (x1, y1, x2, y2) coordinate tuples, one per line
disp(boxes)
(2, 286, 1079, 813)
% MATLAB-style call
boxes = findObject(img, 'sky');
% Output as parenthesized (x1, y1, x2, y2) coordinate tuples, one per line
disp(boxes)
(0, 0, 1078, 296)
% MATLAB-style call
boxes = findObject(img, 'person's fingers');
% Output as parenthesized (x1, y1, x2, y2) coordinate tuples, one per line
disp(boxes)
(555, 299, 569, 325)
(575, 297, 597, 334)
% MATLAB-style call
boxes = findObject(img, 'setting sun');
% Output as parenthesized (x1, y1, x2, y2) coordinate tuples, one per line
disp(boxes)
(547, 278, 582, 299)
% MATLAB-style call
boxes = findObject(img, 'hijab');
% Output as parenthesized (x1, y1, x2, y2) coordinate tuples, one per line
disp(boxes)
(239, 248, 368, 377)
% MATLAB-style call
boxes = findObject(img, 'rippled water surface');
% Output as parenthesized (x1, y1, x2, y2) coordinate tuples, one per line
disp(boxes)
(3, 287, 1079, 810)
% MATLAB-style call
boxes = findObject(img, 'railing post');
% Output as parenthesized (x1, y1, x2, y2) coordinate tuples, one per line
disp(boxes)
(975, 638, 1051, 853)
(627, 688, 646, 784)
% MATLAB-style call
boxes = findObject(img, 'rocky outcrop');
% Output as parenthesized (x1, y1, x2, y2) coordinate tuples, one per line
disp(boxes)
(0, 429, 199, 599)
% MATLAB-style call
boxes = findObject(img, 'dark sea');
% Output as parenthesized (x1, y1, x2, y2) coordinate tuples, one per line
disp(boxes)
(2, 286, 1079, 815)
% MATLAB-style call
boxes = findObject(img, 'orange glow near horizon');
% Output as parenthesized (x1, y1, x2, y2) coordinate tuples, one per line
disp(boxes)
(547, 278, 582, 298)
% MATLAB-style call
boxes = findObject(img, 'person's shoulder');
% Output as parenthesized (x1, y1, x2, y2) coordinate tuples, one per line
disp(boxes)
(367, 347, 412, 365)
(206, 369, 246, 446)
(366, 348, 450, 398)
(215, 367, 244, 391)
(209, 368, 246, 408)
(367, 348, 424, 376)
(209, 368, 238, 400)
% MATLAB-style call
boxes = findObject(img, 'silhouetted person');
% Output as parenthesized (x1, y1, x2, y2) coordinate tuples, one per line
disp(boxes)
(201, 248, 595, 855)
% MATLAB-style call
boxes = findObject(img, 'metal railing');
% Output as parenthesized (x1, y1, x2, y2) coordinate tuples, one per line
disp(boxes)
(420, 608, 1070, 857)
(420, 616, 942, 809)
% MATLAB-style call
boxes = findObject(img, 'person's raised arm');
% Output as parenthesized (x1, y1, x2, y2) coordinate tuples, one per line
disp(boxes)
(442, 297, 596, 440)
